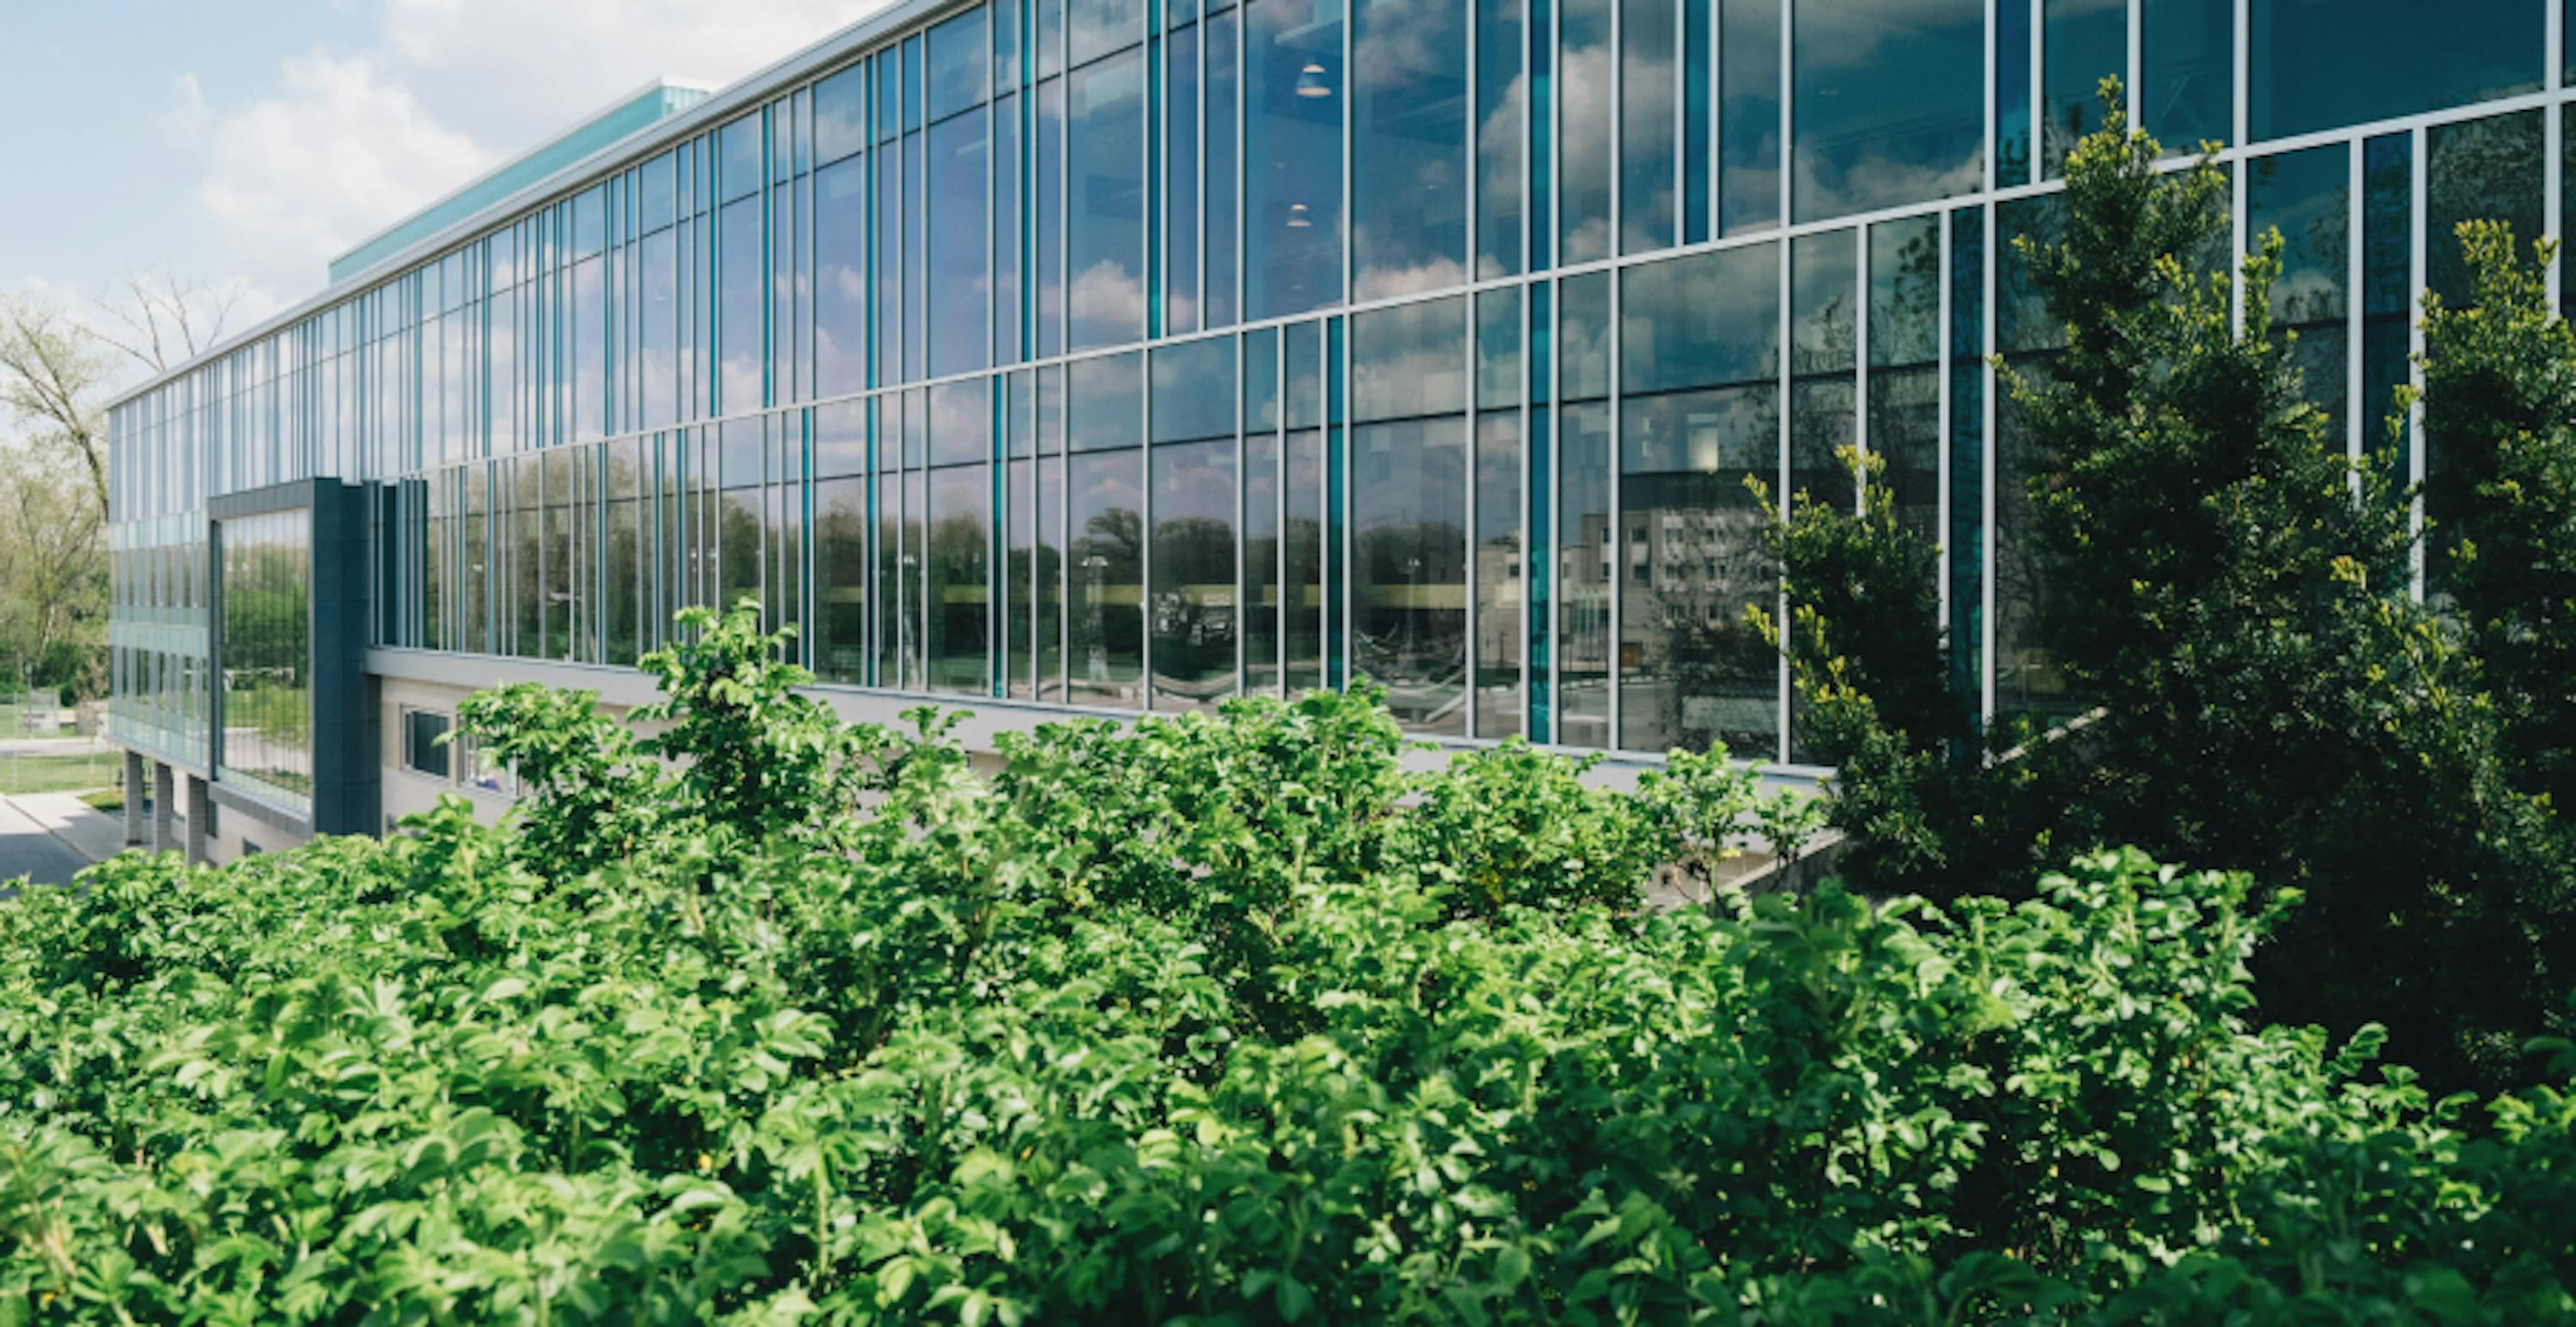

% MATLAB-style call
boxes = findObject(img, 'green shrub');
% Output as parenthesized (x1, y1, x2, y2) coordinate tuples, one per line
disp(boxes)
(2, 603, 2569, 1323)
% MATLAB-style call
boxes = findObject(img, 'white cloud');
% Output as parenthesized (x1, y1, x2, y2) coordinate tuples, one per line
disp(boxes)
(179, 0, 889, 298)
(195, 50, 494, 289)
(379, 0, 877, 124)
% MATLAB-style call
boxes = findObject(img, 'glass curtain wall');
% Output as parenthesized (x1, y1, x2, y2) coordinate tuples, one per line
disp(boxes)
(217, 510, 313, 814)
(106, 0, 2576, 774)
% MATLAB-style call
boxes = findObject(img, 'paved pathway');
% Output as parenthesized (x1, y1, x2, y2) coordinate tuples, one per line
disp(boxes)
(0, 794, 100, 898)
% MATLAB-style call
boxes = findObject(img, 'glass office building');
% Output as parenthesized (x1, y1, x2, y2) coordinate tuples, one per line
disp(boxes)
(106, 0, 2569, 855)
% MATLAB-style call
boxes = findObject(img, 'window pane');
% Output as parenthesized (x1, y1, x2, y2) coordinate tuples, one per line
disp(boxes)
(573, 259, 605, 439)
(406, 709, 452, 781)
(1559, 0, 1612, 262)
(1152, 337, 1238, 443)
(817, 476, 868, 683)
(1068, 447, 1144, 706)
(1039, 453, 1067, 698)
(1247, 0, 1346, 318)
(1557, 274, 1610, 749)
(996, 91, 1022, 363)
(1620, 0, 1676, 253)
(1151, 438, 1238, 710)
(1009, 456, 1036, 697)
(1793, 0, 1983, 222)
(1473, 288, 1520, 737)
(2362, 134, 2411, 481)
(720, 198, 763, 411)
(928, 461, 990, 694)
(2427, 109, 2544, 310)
(1169, 24, 1202, 332)
(1354, 0, 1469, 296)
(1071, 350, 1145, 450)
(641, 230, 677, 429)
(1242, 326, 1281, 694)
(1351, 299, 1467, 734)
(817, 65, 867, 164)
(1948, 206, 1986, 706)
(2143, 0, 2232, 151)
(1072, 0, 1144, 65)
(928, 112, 992, 375)
(929, 8, 992, 120)
(219, 510, 313, 813)
(1619, 243, 1778, 758)
(2044, 0, 2126, 180)
(1475, 0, 1522, 277)
(1868, 214, 1943, 545)
(2252, 0, 2541, 142)
(817, 158, 867, 398)
(2248, 145, 2350, 445)
(720, 114, 763, 202)
(1789, 230, 1856, 517)
(1070, 48, 1148, 349)
(1206, 9, 1242, 325)
(1719, 0, 1781, 235)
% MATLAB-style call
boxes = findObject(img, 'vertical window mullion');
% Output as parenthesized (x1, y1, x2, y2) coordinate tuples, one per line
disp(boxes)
(2408, 124, 2427, 600)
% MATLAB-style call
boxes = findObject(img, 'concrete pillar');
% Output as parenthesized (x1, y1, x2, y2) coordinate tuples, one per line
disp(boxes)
(151, 762, 175, 855)
(122, 750, 146, 846)
(185, 776, 211, 867)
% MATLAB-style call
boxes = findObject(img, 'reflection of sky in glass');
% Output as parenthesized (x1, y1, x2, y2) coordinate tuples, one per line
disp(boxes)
(2043, 0, 2126, 179)
(2143, 0, 2233, 151)
(1247, 0, 1345, 319)
(1069, 50, 1146, 350)
(2254, 0, 2541, 143)
(1353, 0, 1468, 299)
(1792, 0, 1984, 223)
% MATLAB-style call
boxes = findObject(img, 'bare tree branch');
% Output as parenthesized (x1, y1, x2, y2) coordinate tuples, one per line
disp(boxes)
(0, 295, 113, 520)
(86, 273, 241, 374)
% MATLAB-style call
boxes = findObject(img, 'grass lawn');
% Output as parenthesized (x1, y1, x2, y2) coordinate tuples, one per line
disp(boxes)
(0, 751, 120, 795)
(80, 788, 123, 813)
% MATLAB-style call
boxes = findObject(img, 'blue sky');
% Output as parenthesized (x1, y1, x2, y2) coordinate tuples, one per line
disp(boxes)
(3, 0, 884, 386)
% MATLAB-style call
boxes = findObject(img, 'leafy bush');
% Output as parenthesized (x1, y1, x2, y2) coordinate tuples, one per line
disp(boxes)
(1758, 90, 2576, 1093)
(3, 604, 2571, 1323)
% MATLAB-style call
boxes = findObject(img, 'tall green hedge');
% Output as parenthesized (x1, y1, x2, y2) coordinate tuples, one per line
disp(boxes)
(3, 606, 2571, 1323)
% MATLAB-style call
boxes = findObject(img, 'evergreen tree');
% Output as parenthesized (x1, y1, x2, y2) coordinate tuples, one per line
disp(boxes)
(1769, 88, 2575, 1089)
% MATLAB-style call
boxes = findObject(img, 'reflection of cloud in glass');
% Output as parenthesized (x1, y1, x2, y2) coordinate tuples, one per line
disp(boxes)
(1068, 260, 1147, 344)
(1353, 250, 1472, 301)
(1352, 296, 1468, 421)
(1789, 0, 1982, 222)
(1476, 70, 1524, 279)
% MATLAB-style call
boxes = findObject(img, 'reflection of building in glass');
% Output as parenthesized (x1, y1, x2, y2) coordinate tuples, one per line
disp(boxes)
(105, 0, 2570, 861)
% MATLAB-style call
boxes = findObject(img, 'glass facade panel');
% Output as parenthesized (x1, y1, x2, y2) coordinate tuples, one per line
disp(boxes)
(218, 510, 313, 814)
(104, 0, 2576, 785)
(1619, 243, 1777, 758)
(1246, 0, 1346, 318)
(2143, 0, 2233, 151)
(1556, 273, 1610, 749)
(1070, 48, 1148, 350)
(2044, 0, 2128, 180)
(1718, 0, 1781, 235)
(1868, 215, 1942, 545)
(1792, 0, 1983, 222)
(1352, 298, 1467, 734)
(1354, 0, 1469, 296)
(2248, 144, 2350, 443)
(2252, 0, 2542, 143)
